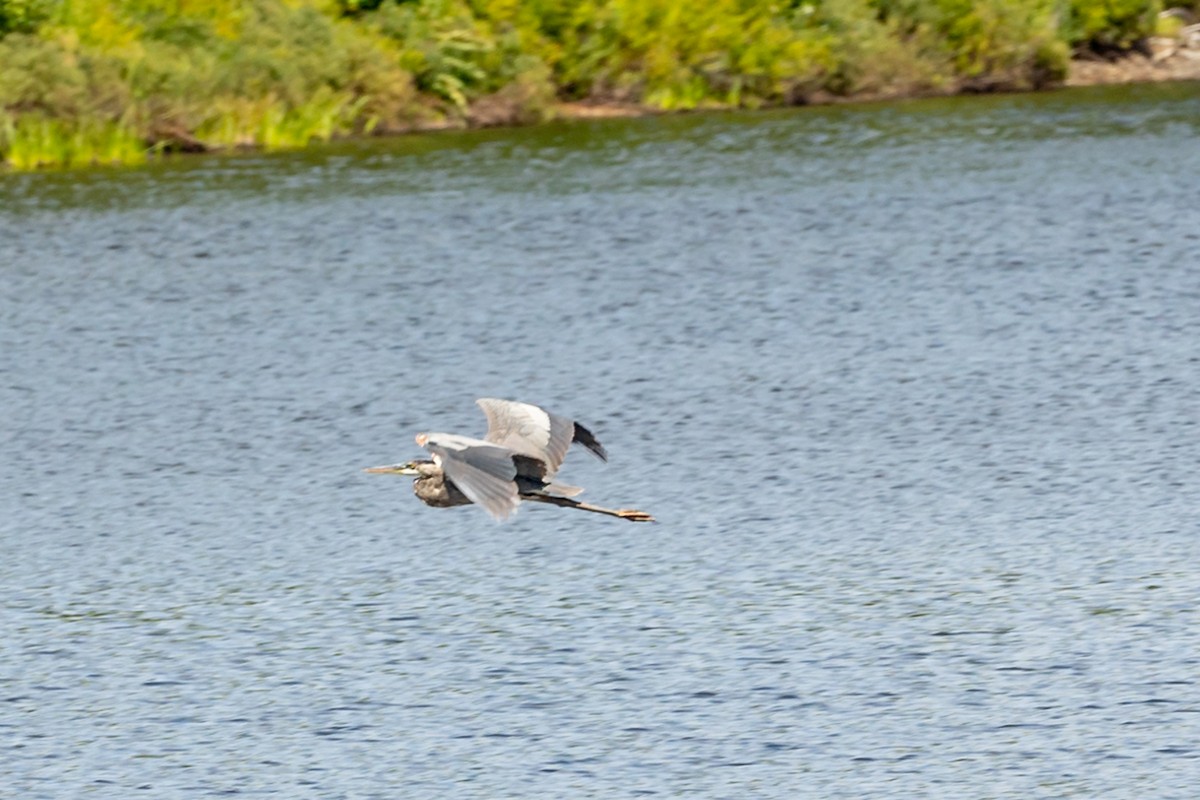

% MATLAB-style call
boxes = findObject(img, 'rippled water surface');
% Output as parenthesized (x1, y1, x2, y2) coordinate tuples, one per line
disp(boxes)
(4, 83, 1200, 798)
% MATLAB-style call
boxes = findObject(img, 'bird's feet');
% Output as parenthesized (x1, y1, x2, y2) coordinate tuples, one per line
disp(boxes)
(617, 509, 656, 523)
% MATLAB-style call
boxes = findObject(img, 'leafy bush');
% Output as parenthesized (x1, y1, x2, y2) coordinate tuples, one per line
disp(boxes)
(1068, 0, 1161, 50)
(932, 0, 1067, 86)
(0, 0, 54, 36)
(512, 0, 839, 109)
(815, 0, 955, 96)
(0, 34, 89, 114)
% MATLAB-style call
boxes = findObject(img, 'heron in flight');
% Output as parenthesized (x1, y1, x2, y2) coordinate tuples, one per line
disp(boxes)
(364, 398, 655, 522)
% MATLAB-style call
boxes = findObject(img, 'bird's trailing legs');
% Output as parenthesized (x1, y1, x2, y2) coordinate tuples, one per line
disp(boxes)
(524, 493, 656, 522)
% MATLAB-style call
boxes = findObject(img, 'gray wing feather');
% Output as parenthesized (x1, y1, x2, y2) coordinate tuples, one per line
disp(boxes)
(421, 433, 520, 520)
(476, 398, 582, 478)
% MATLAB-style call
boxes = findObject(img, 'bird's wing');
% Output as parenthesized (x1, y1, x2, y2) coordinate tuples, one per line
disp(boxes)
(476, 398, 607, 478)
(420, 433, 521, 520)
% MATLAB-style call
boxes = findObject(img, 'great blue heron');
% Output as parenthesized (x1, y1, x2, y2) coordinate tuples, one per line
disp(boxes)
(365, 398, 655, 522)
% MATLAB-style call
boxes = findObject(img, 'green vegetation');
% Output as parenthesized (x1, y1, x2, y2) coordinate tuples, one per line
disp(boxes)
(0, 0, 1169, 169)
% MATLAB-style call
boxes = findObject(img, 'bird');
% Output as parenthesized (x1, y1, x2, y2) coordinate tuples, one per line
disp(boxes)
(364, 398, 655, 522)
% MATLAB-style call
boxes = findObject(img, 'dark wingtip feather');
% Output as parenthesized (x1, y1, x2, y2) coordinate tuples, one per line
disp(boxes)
(572, 422, 608, 462)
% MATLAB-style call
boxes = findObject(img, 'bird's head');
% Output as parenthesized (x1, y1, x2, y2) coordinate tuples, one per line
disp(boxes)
(363, 460, 424, 476)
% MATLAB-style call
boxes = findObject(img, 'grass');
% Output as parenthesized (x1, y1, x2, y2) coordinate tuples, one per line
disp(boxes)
(192, 90, 369, 151)
(1, 112, 146, 168)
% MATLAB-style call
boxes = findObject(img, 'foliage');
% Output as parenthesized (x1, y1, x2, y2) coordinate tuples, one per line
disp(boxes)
(0, 0, 54, 35)
(0, 0, 1167, 169)
(1067, 0, 1161, 50)
(926, 0, 1067, 85)
(529, 0, 839, 108)
(363, 0, 498, 109)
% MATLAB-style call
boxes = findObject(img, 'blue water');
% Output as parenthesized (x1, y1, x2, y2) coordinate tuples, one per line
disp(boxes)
(3, 83, 1200, 797)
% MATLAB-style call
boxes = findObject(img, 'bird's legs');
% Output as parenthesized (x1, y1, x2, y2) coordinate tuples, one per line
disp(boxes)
(523, 493, 656, 522)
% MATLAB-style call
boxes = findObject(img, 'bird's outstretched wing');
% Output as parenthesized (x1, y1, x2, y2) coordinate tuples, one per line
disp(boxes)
(476, 398, 607, 478)
(420, 433, 521, 520)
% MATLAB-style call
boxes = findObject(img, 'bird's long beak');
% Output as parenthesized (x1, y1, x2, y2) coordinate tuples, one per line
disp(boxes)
(363, 463, 419, 475)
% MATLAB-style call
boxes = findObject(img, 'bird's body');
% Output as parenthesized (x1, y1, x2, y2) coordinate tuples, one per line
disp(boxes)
(365, 399, 654, 523)
(405, 459, 472, 508)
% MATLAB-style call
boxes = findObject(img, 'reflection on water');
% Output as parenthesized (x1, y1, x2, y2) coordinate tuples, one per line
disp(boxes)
(3, 82, 1200, 797)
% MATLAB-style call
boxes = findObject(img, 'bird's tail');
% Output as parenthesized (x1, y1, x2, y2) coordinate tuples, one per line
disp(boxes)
(545, 481, 585, 497)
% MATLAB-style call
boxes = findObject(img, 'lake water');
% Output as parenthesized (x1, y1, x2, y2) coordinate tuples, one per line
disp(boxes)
(3, 82, 1200, 798)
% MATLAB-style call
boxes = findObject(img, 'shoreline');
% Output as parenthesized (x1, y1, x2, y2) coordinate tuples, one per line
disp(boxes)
(551, 49, 1200, 123)
(349, 51, 1200, 144)
(3, 49, 1198, 171)
(1066, 40, 1200, 86)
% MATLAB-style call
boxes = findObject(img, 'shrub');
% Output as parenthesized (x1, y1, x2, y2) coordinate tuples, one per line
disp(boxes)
(1068, 0, 1161, 50)
(0, 0, 54, 36)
